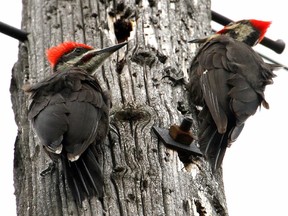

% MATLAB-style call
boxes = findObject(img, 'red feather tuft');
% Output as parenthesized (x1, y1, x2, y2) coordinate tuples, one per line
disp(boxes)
(46, 41, 93, 68)
(250, 19, 271, 42)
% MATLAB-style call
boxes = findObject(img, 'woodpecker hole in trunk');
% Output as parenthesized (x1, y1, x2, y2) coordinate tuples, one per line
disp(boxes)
(114, 19, 133, 43)
(108, 3, 135, 43)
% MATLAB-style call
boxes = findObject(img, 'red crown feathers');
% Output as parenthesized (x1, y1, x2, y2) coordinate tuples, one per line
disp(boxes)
(46, 41, 93, 68)
(249, 19, 271, 42)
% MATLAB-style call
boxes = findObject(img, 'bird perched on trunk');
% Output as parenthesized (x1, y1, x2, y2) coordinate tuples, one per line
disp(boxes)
(187, 19, 280, 171)
(23, 41, 127, 205)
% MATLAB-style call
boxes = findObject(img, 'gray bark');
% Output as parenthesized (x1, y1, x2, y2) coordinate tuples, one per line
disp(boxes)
(11, 0, 228, 215)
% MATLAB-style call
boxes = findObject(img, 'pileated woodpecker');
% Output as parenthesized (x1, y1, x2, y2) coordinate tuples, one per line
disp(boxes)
(23, 41, 127, 204)
(187, 19, 279, 171)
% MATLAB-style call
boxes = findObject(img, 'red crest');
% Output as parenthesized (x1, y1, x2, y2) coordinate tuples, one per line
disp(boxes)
(250, 19, 271, 42)
(46, 41, 93, 68)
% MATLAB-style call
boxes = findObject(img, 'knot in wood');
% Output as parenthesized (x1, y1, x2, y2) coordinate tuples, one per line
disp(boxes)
(114, 106, 150, 122)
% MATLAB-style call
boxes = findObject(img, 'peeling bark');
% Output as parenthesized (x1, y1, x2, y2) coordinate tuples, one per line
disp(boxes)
(11, 0, 228, 215)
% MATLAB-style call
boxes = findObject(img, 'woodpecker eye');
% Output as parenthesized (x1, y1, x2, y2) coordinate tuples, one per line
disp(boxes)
(62, 47, 88, 59)
(74, 48, 82, 53)
(56, 47, 92, 69)
(228, 29, 238, 38)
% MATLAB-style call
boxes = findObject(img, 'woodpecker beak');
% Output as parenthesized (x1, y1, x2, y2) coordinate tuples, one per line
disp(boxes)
(188, 34, 219, 44)
(75, 41, 128, 73)
(83, 42, 128, 61)
(188, 38, 209, 43)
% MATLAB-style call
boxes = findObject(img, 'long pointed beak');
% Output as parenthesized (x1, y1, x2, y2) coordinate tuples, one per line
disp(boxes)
(76, 41, 128, 73)
(188, 38, 209, 43)
(80, 41, 127, 64)
(91, 41, 128, 56)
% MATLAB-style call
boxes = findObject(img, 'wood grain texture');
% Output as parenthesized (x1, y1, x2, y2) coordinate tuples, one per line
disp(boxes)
(11, 0, 228, 215)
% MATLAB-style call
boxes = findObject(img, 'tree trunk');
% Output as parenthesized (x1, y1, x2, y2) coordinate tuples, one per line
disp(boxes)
(11, 0, 228, 215)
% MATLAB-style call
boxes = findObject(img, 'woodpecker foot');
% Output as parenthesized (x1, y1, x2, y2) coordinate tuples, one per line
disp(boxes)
(40, 162, 56, 177)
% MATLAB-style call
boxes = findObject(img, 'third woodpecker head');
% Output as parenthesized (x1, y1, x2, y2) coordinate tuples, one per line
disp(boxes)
(46, 41, 127, 74)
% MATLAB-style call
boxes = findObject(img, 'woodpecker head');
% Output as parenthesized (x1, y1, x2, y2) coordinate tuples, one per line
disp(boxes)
(189, 19, 271, 46)
(47, 41, 127, 74)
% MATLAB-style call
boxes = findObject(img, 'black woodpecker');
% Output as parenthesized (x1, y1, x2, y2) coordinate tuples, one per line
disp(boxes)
(23, 41, 127, 204)
(187, 19, 279, 171)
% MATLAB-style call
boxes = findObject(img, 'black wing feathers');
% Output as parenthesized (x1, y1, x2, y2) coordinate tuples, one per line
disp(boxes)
(24, 68, 108, 204)
(188, 35, 276, 170)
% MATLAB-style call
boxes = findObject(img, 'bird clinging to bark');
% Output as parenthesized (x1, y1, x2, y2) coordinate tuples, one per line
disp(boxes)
(23, 41, 127, 204)
(187, 19, 280, 171)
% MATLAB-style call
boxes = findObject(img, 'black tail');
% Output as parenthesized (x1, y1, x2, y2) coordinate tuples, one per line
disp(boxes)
(61, 145, 103, 205)
(198, 121, 228, 171)
(198, 108, 244, 171)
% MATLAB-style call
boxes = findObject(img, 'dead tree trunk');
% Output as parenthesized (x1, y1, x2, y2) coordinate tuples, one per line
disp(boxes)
(11, 0, 228, 215)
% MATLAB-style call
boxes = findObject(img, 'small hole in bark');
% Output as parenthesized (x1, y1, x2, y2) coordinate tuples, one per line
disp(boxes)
(142, 179, 148, 189)
(114, 107, 150, 122)
(116, 58, 126, 74)
(116, 2, 125, 12)
(127, 193, 136, 201)
(177, 101, 189, 115)
(148, 0, 156, 7)
(113, 166, 126, 172)
(91, 13, 98, 18)
(194, 200, 207, 216)
(155, 50, 167, 64)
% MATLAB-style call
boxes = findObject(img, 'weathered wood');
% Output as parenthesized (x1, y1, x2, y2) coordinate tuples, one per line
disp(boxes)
(11, 0, 228, 215)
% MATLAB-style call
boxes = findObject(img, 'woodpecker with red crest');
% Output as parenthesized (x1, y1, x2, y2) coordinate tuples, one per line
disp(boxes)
(187, 19, 280, 171)
(23, 41, 127, 204)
